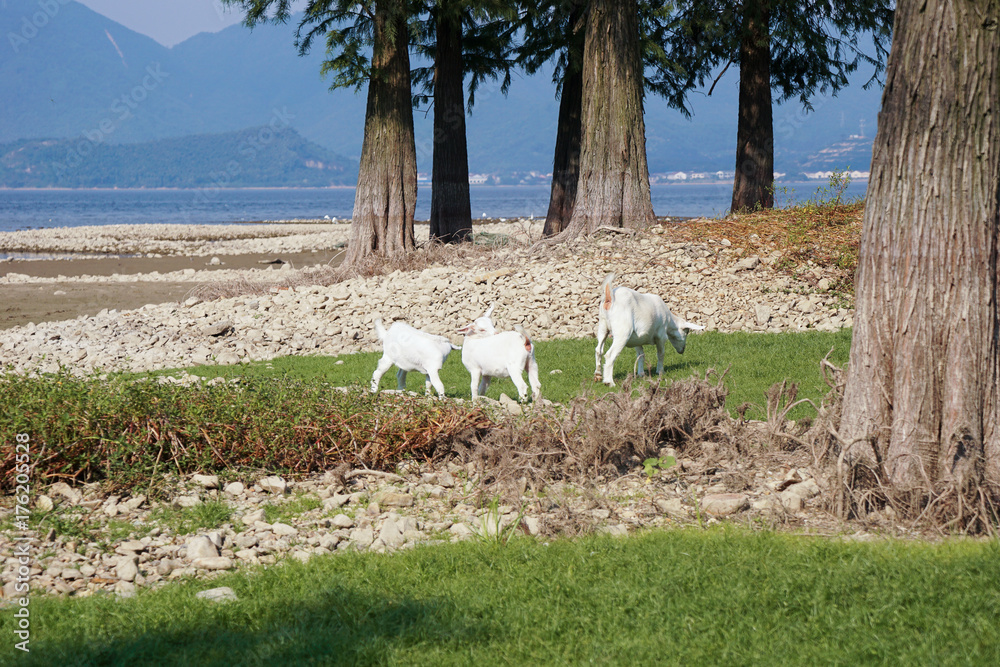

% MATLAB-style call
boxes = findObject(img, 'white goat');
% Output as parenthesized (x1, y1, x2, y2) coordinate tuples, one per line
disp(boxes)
(371, 319, 459, 397)
(457, 304, 541, 402)
(595, 273, 705, 387)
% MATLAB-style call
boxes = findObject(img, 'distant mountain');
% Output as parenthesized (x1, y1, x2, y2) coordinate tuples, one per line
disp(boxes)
(0, 127, 356, 188)
(0, 0, 885, 181)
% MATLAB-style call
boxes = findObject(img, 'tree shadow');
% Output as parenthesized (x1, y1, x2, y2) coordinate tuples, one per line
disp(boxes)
(32, 581, 492, 666)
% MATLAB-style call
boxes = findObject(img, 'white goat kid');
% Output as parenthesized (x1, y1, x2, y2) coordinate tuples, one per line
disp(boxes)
(457, 304, 541, 402)
(595, 273, 705, 387)
(370, 319, 459, 397)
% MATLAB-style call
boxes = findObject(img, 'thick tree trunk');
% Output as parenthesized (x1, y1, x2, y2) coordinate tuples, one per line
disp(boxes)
(730, 4, 774, 213)
(429, 5, 472, 244)
(556, 0, 654, 238)
(543, 6, 585, 238)
(839, 0, 1000, 504)
(344, 0, 417, 267)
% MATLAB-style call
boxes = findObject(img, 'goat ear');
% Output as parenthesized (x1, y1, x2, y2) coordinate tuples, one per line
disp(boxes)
(484, 302, 495, 318)
(682, 321, 706, 332)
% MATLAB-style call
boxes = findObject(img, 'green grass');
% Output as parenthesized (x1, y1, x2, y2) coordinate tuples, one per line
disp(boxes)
(10, 528, 998, 665)
(176, 329, 853, 420)
(149, 501, 234, 536)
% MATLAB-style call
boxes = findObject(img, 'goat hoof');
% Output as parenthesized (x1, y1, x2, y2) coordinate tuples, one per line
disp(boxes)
(593, 374, 602, 382)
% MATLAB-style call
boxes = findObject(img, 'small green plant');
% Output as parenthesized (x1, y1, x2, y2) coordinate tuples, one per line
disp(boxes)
(642, 456, 677, 480)
(473, 496, 525, 546)
(150, 500, 233, 536)
(264, 494, 322, 524)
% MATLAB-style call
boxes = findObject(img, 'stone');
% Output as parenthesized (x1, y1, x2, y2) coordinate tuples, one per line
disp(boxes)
(331, 514, 354, 529)
(115, 581, 136, 598)
(271, 523, 298, 537)
(754, 304, 772, 326)
(242, 508, 266, 526)
(350, 528, 374, 548)
(48, 482, 82, 505)
(201, 320, 233, 337)
(701, 494, 750, 516)
(115, 540, 146, 555)
(323, 494, 351, 510)
(780, 491, 803, 512)
(654, 498, 687, 516)
(35, 495, 54, 512)
(192, 474, 220, 489)
(374, 492, 414, 508)
(379, 517, 405, 549)
(224, 482, 245, 496)
(192, 557, 235, 571)
(499, 393, 523, 416)
(523, 516, 541, 536)
(115, 556, 138, 583)
(186, 535, 220, 560)
(785, 479, 821, 500)
(196, 586, 238, 603)
(174, 495, 202, 508)
(258, 476, 288, 494)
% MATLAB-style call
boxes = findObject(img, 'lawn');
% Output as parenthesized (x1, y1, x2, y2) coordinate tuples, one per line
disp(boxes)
(9, 528, 998, 665)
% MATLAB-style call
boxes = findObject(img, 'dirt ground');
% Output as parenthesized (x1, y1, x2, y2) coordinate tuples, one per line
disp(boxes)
(0, 249, 343, 329)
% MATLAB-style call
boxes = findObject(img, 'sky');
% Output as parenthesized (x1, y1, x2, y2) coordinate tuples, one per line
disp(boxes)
(75, 0, 251, 47)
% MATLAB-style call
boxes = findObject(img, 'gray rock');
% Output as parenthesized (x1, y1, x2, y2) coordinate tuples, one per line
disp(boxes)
(173, 495, 202, 508)
(186, 535, 220, 561)
(785, 479, 821, 500)
(271, 523, 298, 537)
(350, 528, 374, 548)
(379, 518, 405, 549)
(224, 482, 245, 496)
(242, 508, 266, 526)
(258, 476, 288, 494)
(701, 494, 750, 516)
(115, 556, 138, 583)
(331, 514, 354, 529)
(201, 321, 233, 337)
(374, 492, 414, 508)
(192, 557, 235, 571)
(192, 474, 220, 489)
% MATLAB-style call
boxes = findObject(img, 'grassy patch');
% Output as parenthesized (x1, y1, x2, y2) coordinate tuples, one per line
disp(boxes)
(262, 494, 322, 525)
(10, 529, 999, 665)
(176, 329, 852, 419)
(149, 500, 234, 537)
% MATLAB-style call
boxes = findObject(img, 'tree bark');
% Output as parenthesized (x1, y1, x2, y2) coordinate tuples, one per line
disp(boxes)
(344, 0, 417, 267)
(555, 0, 654, 238)
(839, 0, 1000, 501)
(429, 4, 472, 244)
(543, 5, 585, 238)
(730, 3, 774, 213)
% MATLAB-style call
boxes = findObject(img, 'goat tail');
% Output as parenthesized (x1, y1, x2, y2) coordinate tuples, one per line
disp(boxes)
(600, 273, 616, 312)
(373, 318, 387, 341)
(513, 324, 533, 352)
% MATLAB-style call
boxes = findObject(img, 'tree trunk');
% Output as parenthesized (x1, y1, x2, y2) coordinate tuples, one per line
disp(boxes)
(429, 4, 472, 244)
(730, 4, 773, 213)
(839, 0, 1000, 510)
(556, 0, 654, 238)
(543, 5, 585, 238)
(344, 0, 417, 267)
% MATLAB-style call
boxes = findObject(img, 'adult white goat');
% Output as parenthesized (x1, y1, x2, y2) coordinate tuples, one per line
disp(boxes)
(594, 273, 705, 387)
(370, 319, 459, 397)
(457, 304, 541, 402)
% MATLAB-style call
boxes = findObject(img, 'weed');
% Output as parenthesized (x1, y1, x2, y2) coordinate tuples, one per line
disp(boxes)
(149, 500, 233, 536)
(264, 495, 322, 524)
(641, 455, 677, 481)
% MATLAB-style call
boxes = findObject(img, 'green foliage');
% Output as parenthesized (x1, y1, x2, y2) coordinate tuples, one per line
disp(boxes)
(263, 494, 323, 524)
(11, 529, 1000, 664)
(656, 1, 894, 110)
(641, 455, 676, 480)
(0, 369, 492, 495)
(149, 501, 235, 536)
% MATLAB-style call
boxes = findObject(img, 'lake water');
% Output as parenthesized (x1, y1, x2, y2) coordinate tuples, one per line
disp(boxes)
(0, 181, 867, 234)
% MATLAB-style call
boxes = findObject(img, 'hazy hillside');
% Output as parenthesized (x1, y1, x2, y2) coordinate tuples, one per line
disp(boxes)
(0, 0, 885, 180)
(0, 127, 356, 188)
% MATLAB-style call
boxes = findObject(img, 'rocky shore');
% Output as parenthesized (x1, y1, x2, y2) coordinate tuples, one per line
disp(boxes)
(0, 219, 851, 374)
